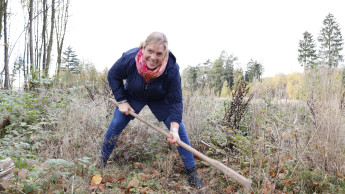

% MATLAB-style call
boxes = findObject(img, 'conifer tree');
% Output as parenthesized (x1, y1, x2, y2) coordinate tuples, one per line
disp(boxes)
(62, 46, 80, 74)
(298, 31, 318, 70)
(212, 57, 224, 95)
(318, 13, 344, 68)
(223, 53, 236, 90)
(245, 59, 263, 82)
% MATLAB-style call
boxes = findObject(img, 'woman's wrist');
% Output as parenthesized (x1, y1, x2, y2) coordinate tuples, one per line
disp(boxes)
(171, 127, 179, 133)
(117, 99, 127, 104)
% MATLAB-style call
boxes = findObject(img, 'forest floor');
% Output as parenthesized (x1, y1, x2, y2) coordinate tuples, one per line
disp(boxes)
(1, 86, 345, 193)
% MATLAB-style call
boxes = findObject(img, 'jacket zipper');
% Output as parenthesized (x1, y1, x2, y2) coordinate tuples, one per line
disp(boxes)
(145, 83, 148, 97)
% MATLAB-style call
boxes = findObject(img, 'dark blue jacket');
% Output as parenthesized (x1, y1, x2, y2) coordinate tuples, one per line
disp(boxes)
(108, 47, 183, 124)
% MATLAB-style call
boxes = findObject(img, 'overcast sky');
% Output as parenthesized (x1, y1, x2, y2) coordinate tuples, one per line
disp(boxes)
(6, 0, 345, 78)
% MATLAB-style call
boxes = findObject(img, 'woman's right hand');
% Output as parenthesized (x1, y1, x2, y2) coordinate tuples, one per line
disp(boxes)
(118, 102, 135, 115)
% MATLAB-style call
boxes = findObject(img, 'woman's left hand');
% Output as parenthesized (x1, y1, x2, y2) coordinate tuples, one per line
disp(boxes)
(168, 127, 180, 146)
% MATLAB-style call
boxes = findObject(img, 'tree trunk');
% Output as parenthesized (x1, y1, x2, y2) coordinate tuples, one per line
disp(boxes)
(3, 0, 9, 89)
(22, 36, 27, 83)
(0, 0, 4, 40)
(41, 0, 47, 76)
(46, 0, 55, 77)
(55, 0, 69, 77)
(35, 1, 39, 77)
(26, 43, 29, 80)
(0, 0, 4, 87)
(57, 45, 62, 75)
(29, 0, 34, 76)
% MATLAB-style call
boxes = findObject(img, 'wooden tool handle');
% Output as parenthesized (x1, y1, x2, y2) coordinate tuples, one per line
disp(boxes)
(108, 98, 252, 189)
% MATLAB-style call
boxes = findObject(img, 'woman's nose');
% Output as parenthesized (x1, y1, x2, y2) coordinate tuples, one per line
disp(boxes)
(151, 54, 157, 60)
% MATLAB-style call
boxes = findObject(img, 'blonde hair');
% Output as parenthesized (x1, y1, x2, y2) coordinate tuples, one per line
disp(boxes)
(140, 32, 169, 55)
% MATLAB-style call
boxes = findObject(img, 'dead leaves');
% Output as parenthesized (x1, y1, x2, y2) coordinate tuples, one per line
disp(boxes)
(152, 161, 158, 168)
(281, 180, 292, 186)
(0, 181, 10, 190)
(88, 173, 127, 192)
(270, 170, 276, 178)
(134, 162, 144, 169)
(10, 168, 28, 179)
(10, 167, 20, 173)
(89, 174, 105, 192)
(102, 174, 117, 184)
(127, 178, 140, 188)
(88, 171, 158, 193)
(336, 171, 343, 178)
(222, 185, 235, 193)
(140, 174, 152, 180)
(152, 169, 160, 177)
(311, 181, 319, 189)
(116, 177, 125, 183)
(263, 182, 274, 194)
(91, 174, 102, 185)
(139, 186, 154, 193)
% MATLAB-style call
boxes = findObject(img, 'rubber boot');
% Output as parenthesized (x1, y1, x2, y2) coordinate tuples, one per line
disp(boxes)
(186, 167, 205, 189)
(96, 157, 107, 169)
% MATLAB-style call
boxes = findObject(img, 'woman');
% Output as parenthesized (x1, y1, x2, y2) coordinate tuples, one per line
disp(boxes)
(100, 32, 204, 189)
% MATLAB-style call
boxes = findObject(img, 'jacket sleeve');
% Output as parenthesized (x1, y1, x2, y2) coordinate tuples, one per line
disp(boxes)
(107, 53, 129, 102)
(167, 64, 183, 124)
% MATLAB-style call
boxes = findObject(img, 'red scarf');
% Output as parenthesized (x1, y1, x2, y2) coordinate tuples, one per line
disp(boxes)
(135, 49, 169, 83)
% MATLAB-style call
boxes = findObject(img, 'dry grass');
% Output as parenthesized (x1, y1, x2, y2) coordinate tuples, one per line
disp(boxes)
(39, 91, 109, 162)
(32, 68, 345, 192)
(304, 69, 345, 174)
(248, 68, 345, 192)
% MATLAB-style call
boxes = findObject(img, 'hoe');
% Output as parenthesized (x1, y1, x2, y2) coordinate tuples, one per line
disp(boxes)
(109, 98, 252, 189)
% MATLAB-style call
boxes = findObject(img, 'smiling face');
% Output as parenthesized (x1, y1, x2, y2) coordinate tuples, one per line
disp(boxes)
(142, 43, 166, 70)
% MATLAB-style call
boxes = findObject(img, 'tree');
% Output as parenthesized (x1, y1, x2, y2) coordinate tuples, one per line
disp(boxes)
(42, 0, 55, 77)
(28, 0, 34, 76)
(0, 0, 4, 40)
(212, 56, 224, 95)
(245, 59, 264, 82)
(298, 31, 318, 70)
(13, 57, 25, 90)
(232, 68, 244, 91)
(41, 0, 48, 76)
(223, 53, 236, 90)
(272, 73, 287, 99)
(0, 0, 3, 88)
(318, 13, 344, 68)
(210, 51, 237, 96)
(62, 46, 80, 74)
(220, 80, 231, 97)
(286, 72, 304, 99)
(2, 0, 9, 89)
(79, 60, 98, 82)
(197, 59, 212, 93)
(182, 65, 199, 93)
(56, 0, 70, 77)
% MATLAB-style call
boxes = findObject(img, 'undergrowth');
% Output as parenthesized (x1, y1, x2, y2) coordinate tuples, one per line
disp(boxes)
(1, 69, 345, 193)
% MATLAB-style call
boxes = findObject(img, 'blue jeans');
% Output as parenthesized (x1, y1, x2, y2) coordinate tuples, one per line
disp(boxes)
(101, 107, 196, 169)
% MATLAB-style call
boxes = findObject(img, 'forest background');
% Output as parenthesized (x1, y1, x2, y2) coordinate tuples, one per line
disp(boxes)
(1, 0, 345, 193)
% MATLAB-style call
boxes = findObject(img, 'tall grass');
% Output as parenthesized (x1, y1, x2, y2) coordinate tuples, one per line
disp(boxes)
(304, 68, 345, 174)
(39, 89, 110, 161)
(28, 68, 345, 192)
(248, 67, 345, 192)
